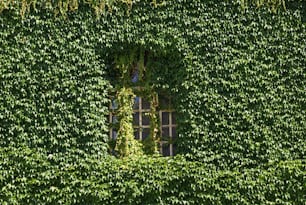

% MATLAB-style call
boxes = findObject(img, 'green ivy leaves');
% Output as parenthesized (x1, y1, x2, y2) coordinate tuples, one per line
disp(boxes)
(0, 12, 111, 158)
(115, 87, 143, 158)
(0, 147, 305, 204)
(0, 1, 305, 203)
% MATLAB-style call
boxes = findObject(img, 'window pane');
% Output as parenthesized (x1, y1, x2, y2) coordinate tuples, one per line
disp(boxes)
(142, 113, 150, 125)
(172, 127, 177, 138)
(162, 127, 169, 138)
(133, 97, 140, 109)
(142, 98, 150, 110)
(172, 144, 177, 155)
(112, 116, 118, 123)
(131, 69, 139, 83)
(159, 96, 170, 110)
(162, 112, 169, 125)
(172, 112, 176, 124)
(162, 143, 170, 156)
(111, 99, 118, 110)
(133, 112, 139, 125)
(142, 128, 150, 140)
(112, 130, 118, 140)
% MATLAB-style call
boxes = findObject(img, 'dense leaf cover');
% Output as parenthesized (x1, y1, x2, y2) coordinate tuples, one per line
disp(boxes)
(0, 147, 305, 204)
(0, 0, 305, 203)
(0, 11, 110, 157)
(173, 3, 306, 168)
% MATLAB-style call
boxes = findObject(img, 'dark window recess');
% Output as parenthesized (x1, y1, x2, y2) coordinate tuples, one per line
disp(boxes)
(172, 144, 177, 156)
(162, 143, 171, 156)
(162, 128, 170, 138)
(172, 127, 177, 139)
(162, 112, 169, 125)
(142, 99, 151, 109)
(142, 128, 150, 140)
(172, 112, 176, 124)
(133, 113, 140, 125)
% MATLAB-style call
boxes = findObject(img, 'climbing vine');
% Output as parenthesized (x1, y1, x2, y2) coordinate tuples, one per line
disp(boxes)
(115, 87, 143, 158)
(113, 49, 161, 157)
(143, 91, 160, 155)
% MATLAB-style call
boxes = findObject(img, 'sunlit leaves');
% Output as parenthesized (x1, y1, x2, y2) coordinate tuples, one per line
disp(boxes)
(0, 1, 305, 203)
(0, 148, 305, 204)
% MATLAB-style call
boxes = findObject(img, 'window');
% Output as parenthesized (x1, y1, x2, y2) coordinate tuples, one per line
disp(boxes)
(109, 97, 118, 140)
(109, 56, 176, 156)
(159, 96, 177, 156)
(109, 94, 177, 156)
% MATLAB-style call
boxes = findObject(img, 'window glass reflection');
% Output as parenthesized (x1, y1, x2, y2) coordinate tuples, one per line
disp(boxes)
(133, 97, 140, 109)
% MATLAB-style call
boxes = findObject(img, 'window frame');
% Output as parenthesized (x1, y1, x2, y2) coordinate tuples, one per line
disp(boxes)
(109, 91, 177, 156)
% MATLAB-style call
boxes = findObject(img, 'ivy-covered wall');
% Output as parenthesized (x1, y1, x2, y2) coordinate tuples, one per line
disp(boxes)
(1, 147, 305, 204)
(1, 0, 305, 165)
(0, 1, 305, 203)
(0, 10, 110, 158)
(172, 2, 306, 168)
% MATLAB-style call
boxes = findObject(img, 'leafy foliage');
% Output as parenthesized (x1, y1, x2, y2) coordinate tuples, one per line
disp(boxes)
(0, 147, 305, 204)
(172, 3, 306, 168)
(0, 0, 305, 203)
(0, 0, 304, 17)
(0, 10, 110, 158)
(115, 87, 143, 157)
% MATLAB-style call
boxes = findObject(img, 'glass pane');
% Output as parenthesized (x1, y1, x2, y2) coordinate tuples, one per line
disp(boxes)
(162, 143, 170, 156)
(142, 98, 150, 110)
(172, 112, 176, 124)
(133, 97, 140, 109)
(133, 112, 139, 125)
(112, 130, 117, 140)
(162, 112, 169, 125)
(162, 127, 169, 139)
(111, 99, 118, 110)
(131, 69, 139, 83)
(112, 116, 118, 123)
(142, 113, 150, 125)
(172, 127, 177, 139)
(142, 128, 150, 140)
(159, 96, 170, 110)
(172, 144, 177, 155)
